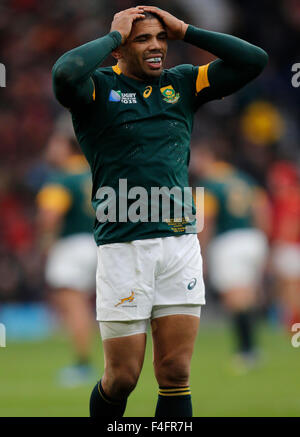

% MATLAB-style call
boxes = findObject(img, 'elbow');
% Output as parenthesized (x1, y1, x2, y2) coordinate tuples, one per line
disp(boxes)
(52, 61, 73, 87)
(52, 61, 75, 106)
(249, 47, 269, 75)
(255, 47, 269, 70)
(52, 54, 87, 87)
(52, 50, 84, 84)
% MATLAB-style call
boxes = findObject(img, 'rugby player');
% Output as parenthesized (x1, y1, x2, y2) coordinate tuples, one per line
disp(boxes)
(52, 6, 268, 416)
(37, 133, 97, 386)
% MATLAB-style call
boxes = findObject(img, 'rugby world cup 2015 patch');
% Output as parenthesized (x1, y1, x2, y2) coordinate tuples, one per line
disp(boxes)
(109, 90, 137, 104)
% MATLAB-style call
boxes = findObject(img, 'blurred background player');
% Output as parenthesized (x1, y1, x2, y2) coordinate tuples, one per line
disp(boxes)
(194, 137, 270, 371)
(36, 133, 97, 386)
(267, 161, 300, 330)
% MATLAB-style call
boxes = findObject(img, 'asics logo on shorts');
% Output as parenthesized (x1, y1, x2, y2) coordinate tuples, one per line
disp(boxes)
(187, 278, 197, 290)
(115, 291, 135, 307)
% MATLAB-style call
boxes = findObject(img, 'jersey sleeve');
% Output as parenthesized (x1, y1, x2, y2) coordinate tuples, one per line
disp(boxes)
(170, 63, 222, 111)
(180, 59, 268, 111)
(195, 64, 210, 95)
(183, 25, 268, 110)
(89, 70, 109, 108)
(52, 31, 122, 110)
(192, 63, 227, 109)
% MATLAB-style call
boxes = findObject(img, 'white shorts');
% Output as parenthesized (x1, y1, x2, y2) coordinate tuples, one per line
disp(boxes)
(99, 305, 202, 340)
(272, 243, 300, 279)
(208, 229, 268, 292)
(45, 233, 97, 292)
(96, 234, 205, 321)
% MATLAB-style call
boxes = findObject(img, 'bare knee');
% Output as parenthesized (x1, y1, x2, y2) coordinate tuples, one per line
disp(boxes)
(103, 365, 140, 399)
(154, 355, 190, 387)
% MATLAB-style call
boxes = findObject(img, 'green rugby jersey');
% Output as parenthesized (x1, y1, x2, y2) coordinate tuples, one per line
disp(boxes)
(71, 62, 211, 245)
(199, 162, 260, 235)
(37, 158, 94, 238)
(52, 25, 268, 246)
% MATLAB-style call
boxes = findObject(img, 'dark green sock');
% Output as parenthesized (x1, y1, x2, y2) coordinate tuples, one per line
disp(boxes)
(155, 386, 192, 417)
(89, 379, 127, 417)
(232, 310, 256, 354)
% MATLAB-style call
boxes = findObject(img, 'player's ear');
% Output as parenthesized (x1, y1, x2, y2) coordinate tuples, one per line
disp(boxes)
(112, 48, 123, 60)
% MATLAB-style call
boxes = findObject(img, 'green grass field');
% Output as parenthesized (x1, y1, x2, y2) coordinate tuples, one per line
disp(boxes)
(0, 322, 299, 417)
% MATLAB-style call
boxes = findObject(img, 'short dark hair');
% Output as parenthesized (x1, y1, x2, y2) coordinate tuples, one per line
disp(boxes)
(135, 11, 165, 28)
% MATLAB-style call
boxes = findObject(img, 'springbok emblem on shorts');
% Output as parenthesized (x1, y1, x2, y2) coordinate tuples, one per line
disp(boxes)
(115, 291, 135, 307)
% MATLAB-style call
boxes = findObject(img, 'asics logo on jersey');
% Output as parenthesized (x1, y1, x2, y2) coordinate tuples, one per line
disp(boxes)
(115, 291, 135, 307)
(143, 86, 152, 98)
(187, 278, 197, 290)
(160, 85, 180, 104)
(109, 90, 137, 104)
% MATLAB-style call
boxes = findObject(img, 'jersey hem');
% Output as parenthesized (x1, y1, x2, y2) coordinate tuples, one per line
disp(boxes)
(95, 230, 197, 246)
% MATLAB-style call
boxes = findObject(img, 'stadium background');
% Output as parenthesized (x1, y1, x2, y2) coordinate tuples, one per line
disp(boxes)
(0, 0, 299, 417)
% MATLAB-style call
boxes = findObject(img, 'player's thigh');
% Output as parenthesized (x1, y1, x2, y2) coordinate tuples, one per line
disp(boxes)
(222, 286, 257, 311)
(151, 313, 200, 378)
(51, 288, 92, 317)
(102, 330, 147, 387)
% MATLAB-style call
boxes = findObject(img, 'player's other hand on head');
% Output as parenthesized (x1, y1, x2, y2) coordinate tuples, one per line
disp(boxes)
(139, 5, 188, 40)
(110, 7, 145, 44)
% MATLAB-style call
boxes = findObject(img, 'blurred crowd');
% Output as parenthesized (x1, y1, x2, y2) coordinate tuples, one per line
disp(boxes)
(0, 0, 299, 327)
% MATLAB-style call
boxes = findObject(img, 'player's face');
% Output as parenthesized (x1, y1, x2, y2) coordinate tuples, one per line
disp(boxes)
(121, 18, 168, 80)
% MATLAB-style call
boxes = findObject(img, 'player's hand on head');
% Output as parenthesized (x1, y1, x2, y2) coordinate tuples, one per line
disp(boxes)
(139, 5, 188, 40)
(110, 7, 145, 44)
